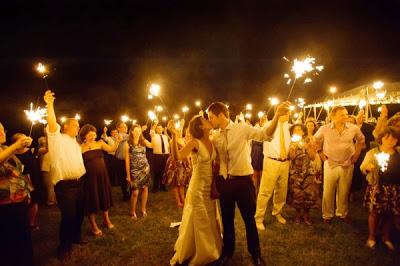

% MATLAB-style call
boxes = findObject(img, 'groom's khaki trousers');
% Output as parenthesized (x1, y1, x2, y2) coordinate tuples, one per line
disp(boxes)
(255, 158, 289, 223)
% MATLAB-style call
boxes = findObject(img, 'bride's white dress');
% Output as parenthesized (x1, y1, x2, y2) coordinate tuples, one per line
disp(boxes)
(170, 140, 222, 266)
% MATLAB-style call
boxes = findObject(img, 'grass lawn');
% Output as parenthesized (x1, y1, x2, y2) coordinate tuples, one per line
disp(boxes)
(33, 188, 399, 266)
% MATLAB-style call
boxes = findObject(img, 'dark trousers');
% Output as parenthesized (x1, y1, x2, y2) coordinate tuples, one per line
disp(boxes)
(116, 159, 130, 199)
(54, 179, 84, 252)
(0, 200, 33, 266)
(152, 154, 168, 191)
(215, 175, 261, 258)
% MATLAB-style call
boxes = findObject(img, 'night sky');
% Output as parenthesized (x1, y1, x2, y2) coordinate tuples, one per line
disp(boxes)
(1, 0, 400, 136)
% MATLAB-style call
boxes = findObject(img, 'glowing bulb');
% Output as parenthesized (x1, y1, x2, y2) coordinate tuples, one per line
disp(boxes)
(195, 100, 201, 107)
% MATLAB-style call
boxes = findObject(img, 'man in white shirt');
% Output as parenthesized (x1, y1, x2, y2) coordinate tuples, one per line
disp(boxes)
(254, 114, 291, 229)
(44, 90, 87, 262)
(208, 101, 289, 266)
(151, 124, 170, 192)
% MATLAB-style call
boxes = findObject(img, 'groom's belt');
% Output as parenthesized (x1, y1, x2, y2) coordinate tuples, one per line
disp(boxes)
(267, 157, 288, 162)
(225, 174, 251, 180)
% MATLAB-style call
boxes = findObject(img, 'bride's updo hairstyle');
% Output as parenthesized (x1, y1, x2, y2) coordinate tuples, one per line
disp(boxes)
(188, 115, 204, 139)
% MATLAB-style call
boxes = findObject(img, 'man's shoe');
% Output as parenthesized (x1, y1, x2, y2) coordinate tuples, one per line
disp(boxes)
(216, 254, 232, 266)
(275, 214, 287, 224)
(57, 248, 71, 262)
(340, 216, 352, 224)
(73, 238, 89, 246)
(323, 218, 332, 225)
(256, 222, 266, 231)
(252, 256, 266, 266)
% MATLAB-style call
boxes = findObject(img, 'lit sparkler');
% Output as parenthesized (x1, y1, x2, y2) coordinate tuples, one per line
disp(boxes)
(258, 111, 265, 119)
(24, 103, 47, 136)
(74, 114, 81, 120)
(291, 134, 302, 143)
(121, 115, 130, 123)
(24, 103, 47, 125)
(148, 110, 157, 122)
(60, 116, 67, 123)
(373, 81, 384, 90)
(149, 83, 160, 97)
(104, 119, 113, 126)
(283, 56, 324, 100)
(375, 152, 390, 172)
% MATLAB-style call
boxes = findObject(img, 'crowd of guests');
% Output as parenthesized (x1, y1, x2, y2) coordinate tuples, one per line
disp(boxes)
(0, 89, 399, 265)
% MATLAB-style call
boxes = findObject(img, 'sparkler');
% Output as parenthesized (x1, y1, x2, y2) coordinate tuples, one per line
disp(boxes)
(121, 115, 130, 123)
(35, 62, 49, 89)
(24, 102, 47, 136)
(149, 83, 160, 97)
(155, 105, 163, 112)
(74, 114, 81, 120)
(373, 81, 384, 90)
(257, 111, 265, 119)
(291, 134, 302, 143)
(244, 113, 252, 119)
(245, 104, 253, 111)
(148, 110, 157, 122)
(60, 116, 67, 123)
(132, 119, 137, 125)
(283, 56, 324, 100)
(195, 100, 201, 107)
(375, 152, 390, 172)
(104, 119, 113, 126)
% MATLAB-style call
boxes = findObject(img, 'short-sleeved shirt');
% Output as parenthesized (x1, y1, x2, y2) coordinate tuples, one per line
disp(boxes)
(314, 122, 365, 168)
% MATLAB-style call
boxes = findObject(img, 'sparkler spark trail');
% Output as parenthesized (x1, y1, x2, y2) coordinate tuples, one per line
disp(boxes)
(24, 103, 47, 136)
(104, 119, 113, 126)
(375, 152, 390, 172)
(291, 134, 302, 142)
(283, 56, 324, 100)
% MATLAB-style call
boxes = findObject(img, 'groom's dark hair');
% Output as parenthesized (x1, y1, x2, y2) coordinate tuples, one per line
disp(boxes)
(207, 102, 229, 118)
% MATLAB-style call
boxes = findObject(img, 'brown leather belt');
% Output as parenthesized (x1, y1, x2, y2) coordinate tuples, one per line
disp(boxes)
(268, 157, 288, 162)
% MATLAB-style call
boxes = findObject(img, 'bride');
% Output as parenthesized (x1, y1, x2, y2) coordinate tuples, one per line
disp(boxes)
(168, 115, 222, 266)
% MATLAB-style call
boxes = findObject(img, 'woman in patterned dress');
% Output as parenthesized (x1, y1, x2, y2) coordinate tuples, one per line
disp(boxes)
(361, 126, 400, 251)
(124, 124, 153, 219)
(288, 124, 320, 225)
(163, 122, 192, 208)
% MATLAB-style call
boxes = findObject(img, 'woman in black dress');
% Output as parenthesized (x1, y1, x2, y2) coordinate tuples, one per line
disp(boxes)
(79, 124, 119, 236)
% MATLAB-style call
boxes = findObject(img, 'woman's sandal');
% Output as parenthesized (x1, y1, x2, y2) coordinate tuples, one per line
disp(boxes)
(103, 222, 115, 229)
(142, 211, 148, 218)
(91, 229, 103, 236)
(130, 212, 138, 220)
(365, 239, 376, 249)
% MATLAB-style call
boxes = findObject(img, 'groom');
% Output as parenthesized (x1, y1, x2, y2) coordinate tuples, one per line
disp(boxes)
(207, 101, 289, 266)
